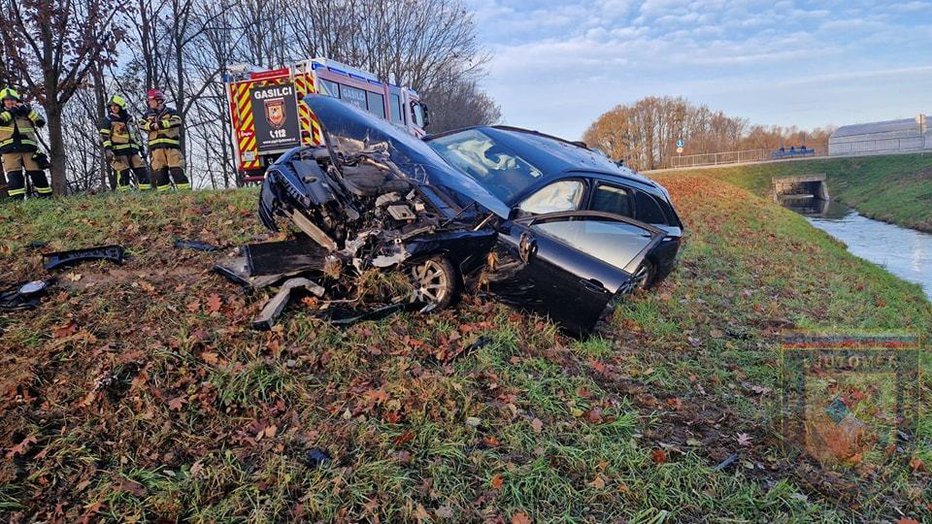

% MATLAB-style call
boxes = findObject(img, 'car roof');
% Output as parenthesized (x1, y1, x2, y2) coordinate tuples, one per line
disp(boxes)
(427, 125, 665, 196)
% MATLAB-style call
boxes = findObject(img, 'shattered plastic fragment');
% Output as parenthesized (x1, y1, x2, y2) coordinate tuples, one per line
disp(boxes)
(252, 277, 326, 331)
(43, 245, 126, 270)
(0, 279, 52, 310)
(304, 448, 332, 468)
(174, 239, 222, 252)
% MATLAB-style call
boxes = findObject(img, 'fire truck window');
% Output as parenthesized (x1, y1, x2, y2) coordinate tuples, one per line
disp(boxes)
(339, 85, 368, 111)
(367, 92, 385, 118)
(412, 103, 425, 127)
(320, 79, 340, 98)
(390, 94, 403, 124)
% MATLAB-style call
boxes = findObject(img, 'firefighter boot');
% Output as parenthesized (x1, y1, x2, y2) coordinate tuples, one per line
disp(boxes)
(27, 171, 52, 198)
(116, 169, 132, 192)
(154, 168, 171, 192)
(4, 171, 25, 201)
(134, 167, 152, 190)
(169, 167, 191, 191)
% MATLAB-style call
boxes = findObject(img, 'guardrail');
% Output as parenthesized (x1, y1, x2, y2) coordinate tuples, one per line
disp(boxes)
(670, 148, 825, 168)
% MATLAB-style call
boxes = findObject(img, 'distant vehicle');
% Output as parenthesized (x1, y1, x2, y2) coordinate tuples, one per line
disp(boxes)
(771, 145, 816, 160)
(258, 95, 683, 335)
(224, 57, 429, 183)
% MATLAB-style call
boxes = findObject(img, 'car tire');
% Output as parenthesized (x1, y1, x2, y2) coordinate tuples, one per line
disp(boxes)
(409, 256, 456, 309)
(633, 259, 656, 291)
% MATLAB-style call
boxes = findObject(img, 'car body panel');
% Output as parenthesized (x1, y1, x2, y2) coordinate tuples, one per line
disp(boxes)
(257, 95, 682, 335)
(303, 95, 510, 219)
(487, 211, 664, 335)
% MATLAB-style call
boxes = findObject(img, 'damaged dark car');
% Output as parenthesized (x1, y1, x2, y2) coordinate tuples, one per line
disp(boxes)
(257, 95, 682, 335)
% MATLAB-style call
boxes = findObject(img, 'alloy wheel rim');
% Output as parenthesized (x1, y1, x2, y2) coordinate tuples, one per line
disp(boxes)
(410, 260, 449, 304)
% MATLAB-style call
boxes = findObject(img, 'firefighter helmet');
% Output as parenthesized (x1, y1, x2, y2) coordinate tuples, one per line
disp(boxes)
(0, 88, 21, 101)
(146, 89, 165, 101)
(108, 94, 127, 109)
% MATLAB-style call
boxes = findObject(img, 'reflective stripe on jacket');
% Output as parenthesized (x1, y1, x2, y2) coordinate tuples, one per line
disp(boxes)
(0, 104, 44, 154)
(140, 106, 182, 150)
(99, 111, 141, 154)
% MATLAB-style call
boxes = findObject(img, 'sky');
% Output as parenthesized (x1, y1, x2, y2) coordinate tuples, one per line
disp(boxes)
(464, 0, 932, 140)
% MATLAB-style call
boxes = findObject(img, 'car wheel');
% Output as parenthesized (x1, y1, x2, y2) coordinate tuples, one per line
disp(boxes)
(632, 260, 656, 291)
(409, 256, 456, 309)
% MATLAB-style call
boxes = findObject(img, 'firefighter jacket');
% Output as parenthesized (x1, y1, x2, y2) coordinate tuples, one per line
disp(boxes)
(0, 103, 44, 154)
(99, 110, 142, 155)
(140, 106, 182, 150)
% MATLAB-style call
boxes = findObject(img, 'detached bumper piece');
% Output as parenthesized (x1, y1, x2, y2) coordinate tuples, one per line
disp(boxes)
(0, 280, 52, 311)
(252, 277, 325, 331)
(43, 245, 126, 271)
(174, 239, 222, 252)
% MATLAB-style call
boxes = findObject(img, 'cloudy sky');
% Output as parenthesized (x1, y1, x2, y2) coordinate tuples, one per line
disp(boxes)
(464, 0, 932, 140)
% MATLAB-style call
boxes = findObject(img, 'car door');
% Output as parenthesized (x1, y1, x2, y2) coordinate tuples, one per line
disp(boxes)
(486, 211, 663, 336)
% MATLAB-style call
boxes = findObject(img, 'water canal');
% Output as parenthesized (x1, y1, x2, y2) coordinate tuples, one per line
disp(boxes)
(783, 198, 931, 300)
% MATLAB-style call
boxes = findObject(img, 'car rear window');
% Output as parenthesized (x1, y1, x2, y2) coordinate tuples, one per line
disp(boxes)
(635, 191, 668, 224)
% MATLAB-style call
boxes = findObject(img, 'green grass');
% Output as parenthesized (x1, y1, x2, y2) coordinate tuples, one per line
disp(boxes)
(657, 152, 932, 232)
(0, 181, 928, 522)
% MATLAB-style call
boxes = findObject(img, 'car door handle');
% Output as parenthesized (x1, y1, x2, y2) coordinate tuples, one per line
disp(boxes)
(579, 278, 606, 294)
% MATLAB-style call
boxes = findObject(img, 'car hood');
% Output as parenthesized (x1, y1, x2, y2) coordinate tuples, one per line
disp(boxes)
(303, 95, 510, 219)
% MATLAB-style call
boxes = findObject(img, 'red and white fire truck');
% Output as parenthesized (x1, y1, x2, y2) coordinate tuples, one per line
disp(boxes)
(225, 57, 429, 183)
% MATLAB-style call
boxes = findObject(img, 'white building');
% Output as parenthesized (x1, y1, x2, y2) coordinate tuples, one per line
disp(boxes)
(828, 114, 930, 156)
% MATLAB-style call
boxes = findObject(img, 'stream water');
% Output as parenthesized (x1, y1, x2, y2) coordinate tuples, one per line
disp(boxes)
(781, 198, 931, 300)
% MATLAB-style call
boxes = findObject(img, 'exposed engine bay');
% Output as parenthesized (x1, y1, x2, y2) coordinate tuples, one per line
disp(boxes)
(260, 144, 467, 273)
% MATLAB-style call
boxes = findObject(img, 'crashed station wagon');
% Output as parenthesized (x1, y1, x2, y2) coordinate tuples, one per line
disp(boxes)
(257, 95, 682, 335)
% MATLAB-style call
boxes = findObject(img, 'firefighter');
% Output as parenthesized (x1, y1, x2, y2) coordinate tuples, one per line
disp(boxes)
(0, 87, 52, 200)
(139, 89, 190, 191)
(99, 94, 151, 191)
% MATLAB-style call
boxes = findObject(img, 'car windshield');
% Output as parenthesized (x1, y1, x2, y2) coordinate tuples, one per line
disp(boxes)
(428, 128, 545, 203)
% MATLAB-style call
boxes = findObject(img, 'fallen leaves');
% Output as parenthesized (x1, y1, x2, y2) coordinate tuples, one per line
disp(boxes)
(511, 511, 532, 524)
(206, 293, 223, 314)
(167, 395, 187, 411)
(114, 477, 146, 497)
(6, 435, 37, 458)
(736, 433, 753, 447)
(651, 449, 669, 464)
(490, 474, 504, 490)
(530, 418, 543, 434)
(908, 456, 924, 473)
(52, 322, 78, 339)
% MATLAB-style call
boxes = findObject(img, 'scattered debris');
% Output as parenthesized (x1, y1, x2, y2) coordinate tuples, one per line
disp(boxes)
(43, 245, 126, 270)
(252, 277, 325, 331)
(304, 448, 332, 469)
(0, 279, 52, 311)
(712, 452, 739, 472)
(325, 302, 428, 326)
(245, 236, 327, 276)
(174, 239, 222, 252)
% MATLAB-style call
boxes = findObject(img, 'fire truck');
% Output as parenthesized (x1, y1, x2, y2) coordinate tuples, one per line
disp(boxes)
(224, 57, 429, 183)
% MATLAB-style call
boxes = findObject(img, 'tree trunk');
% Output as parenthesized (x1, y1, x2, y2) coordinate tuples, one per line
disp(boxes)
(46, 105, 68, 195)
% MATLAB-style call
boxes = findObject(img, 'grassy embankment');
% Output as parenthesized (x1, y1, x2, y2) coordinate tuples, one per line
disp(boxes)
(0, 177, 929, 522)
(659, 152, 932, 232)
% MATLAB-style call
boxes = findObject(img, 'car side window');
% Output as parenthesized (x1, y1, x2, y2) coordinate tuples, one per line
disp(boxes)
(518, 180, 585, 214)
(634, 191, 668, 224)
(532, 217, 654, 271)
(589, 183, 633, 218)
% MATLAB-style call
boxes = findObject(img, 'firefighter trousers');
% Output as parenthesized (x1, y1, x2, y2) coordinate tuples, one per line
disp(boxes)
(2, 152, 51, 200)
(150, 148, 190, 191)
(109, 153, 151, 191)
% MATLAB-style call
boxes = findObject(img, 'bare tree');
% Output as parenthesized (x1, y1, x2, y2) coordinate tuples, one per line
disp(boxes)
(0, 0, 125, 194)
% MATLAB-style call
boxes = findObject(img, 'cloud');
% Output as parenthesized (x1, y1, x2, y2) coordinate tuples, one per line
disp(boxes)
(464, 0, 932, 138)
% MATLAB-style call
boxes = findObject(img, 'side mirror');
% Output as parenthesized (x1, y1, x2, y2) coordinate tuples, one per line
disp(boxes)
(421, 104, 430, 129)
